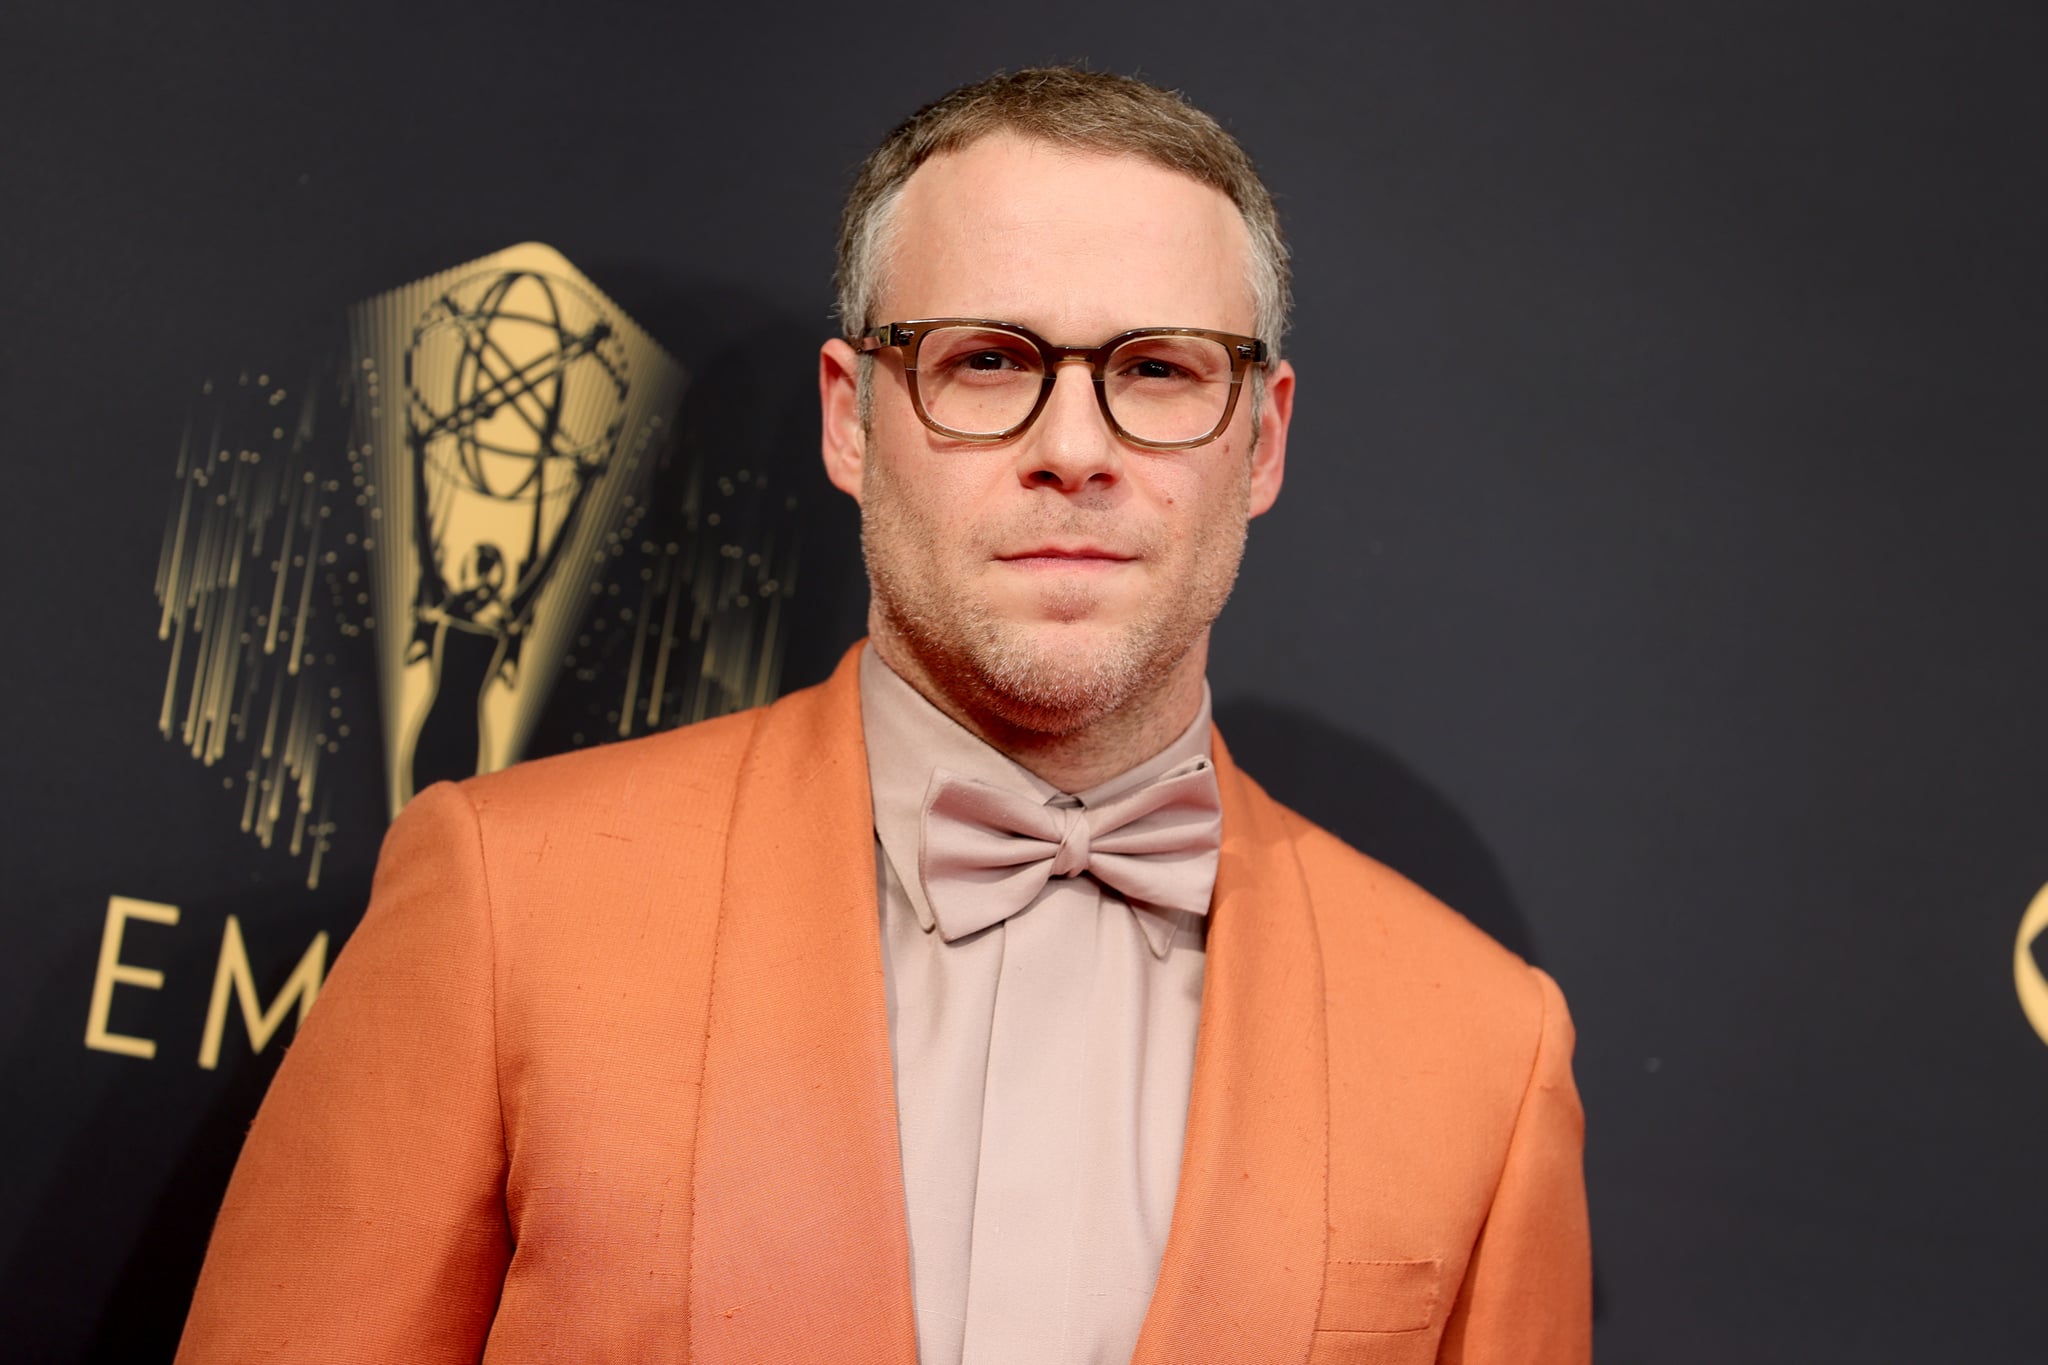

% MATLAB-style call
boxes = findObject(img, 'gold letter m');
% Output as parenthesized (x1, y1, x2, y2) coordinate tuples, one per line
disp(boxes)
(199, 914, 329, 1070)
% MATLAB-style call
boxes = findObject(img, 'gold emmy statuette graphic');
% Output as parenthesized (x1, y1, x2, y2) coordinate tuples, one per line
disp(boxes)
(2015, 882, 2048, 1047)
(353, 243, 687, 815)
(157, 243, 792, 881)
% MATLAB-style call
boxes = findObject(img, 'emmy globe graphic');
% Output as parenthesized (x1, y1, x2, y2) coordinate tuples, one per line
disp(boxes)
(156, 243, 797, 882)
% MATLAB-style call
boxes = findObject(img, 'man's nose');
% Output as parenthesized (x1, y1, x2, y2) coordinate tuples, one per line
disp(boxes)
(1017, 359, 1122, 492)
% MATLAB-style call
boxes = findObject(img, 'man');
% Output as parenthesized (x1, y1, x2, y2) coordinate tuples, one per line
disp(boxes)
(179, 68, 1590, 1364)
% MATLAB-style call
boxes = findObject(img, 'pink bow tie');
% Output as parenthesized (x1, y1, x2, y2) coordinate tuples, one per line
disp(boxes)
(917, 756, 1224, 943)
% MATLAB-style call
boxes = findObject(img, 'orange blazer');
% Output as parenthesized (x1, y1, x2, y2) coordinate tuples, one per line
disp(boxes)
(178, 646, 1590, 1364)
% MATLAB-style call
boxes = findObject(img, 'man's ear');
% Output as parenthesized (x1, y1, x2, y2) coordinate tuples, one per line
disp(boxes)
(1247, 358, 1293, 519)
(819, 337, 866, 501)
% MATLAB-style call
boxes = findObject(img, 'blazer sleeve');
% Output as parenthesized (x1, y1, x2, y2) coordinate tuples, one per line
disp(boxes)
(1438, 966, 1593, 1364)
(177, 782, 511, 1364)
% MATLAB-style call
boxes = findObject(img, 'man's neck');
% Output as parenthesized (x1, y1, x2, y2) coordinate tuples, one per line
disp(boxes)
(866, 630, 1210, 793)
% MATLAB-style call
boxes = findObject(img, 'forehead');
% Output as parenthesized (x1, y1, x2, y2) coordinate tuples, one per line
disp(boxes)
(881, 133, 1256, 339)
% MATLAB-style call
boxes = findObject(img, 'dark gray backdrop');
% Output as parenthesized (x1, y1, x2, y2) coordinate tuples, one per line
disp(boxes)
(4, 3, 2045, 1361)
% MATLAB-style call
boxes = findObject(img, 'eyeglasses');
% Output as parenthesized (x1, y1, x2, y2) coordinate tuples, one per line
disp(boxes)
(855, 318, 1268, 450)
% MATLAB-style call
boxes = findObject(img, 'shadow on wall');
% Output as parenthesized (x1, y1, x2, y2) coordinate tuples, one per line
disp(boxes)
(579, 266, 872, 689)
(1213, 697, 1537, 965)
(662, 319, 869, 692)
(523, 267, 869, 742)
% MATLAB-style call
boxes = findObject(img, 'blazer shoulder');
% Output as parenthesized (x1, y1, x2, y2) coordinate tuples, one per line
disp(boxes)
(450, 653, 861, 838)
(1269, 798, 1560, 1038)
(456, 705, 764, 831)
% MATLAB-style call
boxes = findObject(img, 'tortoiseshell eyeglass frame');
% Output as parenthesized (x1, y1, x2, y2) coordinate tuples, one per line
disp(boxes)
(854, 318, 1269, 451)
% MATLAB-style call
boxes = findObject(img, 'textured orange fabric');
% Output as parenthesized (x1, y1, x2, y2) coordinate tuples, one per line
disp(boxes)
(177, 645, 1589, 1363)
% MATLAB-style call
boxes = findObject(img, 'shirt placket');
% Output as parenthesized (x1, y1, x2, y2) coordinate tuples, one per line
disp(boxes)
(958, 863, 1101, 1364)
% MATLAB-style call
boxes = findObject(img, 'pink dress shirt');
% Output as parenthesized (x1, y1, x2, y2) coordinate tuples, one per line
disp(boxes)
(858, 647, 1216, 1365)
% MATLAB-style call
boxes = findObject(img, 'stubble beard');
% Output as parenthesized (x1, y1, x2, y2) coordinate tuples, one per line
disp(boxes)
(859, 456, 1250, 740)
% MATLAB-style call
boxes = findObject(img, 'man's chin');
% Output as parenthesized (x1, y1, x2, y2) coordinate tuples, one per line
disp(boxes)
(962, 620, 1158, 734)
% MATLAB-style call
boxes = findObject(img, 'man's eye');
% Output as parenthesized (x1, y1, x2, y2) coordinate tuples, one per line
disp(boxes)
(962, 350, 1020, 371)
(1121, 356, 1191, 381)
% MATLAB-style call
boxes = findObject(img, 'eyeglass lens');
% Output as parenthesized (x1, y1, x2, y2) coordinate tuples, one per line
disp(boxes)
(914, 325, 1237, 443)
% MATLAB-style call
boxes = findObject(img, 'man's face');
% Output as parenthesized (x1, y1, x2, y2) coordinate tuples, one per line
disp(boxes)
(823, 133, 1292, 738)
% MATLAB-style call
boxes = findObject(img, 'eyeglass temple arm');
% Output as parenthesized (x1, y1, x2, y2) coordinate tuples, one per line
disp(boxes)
(853, 324, 911, 352)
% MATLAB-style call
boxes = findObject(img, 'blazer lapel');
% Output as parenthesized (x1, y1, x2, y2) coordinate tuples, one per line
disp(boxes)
(1133, 734, 1330, 1363)
(688, 648, 918, 1362)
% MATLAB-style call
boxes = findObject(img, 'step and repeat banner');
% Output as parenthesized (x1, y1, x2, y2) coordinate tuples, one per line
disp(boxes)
(4, 5, 2044, 1362)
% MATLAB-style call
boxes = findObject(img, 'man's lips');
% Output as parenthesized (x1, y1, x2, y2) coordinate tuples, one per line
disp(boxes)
(994, 544, 1137, 566)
